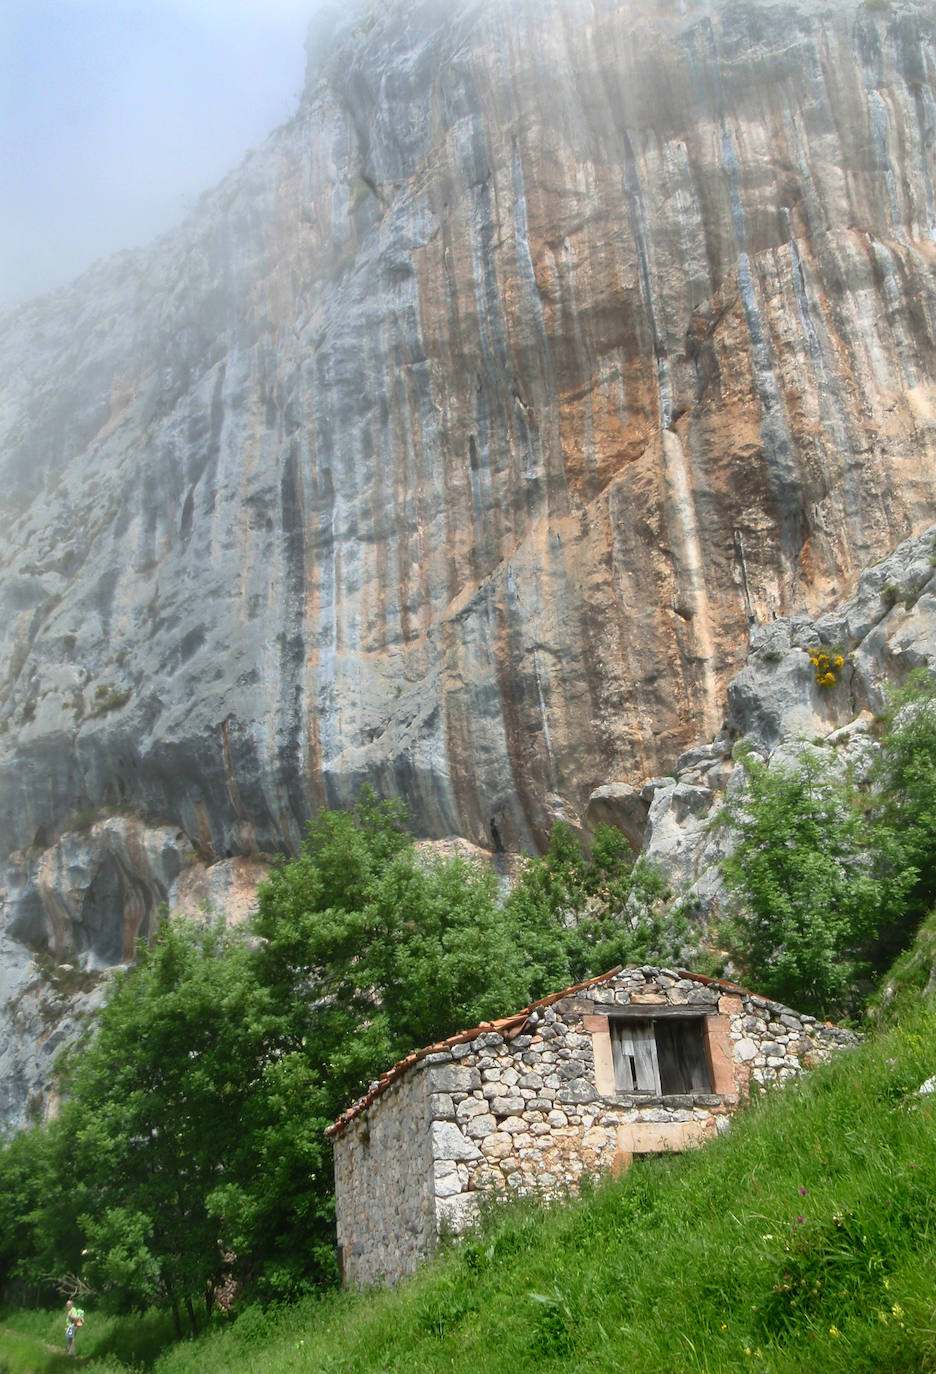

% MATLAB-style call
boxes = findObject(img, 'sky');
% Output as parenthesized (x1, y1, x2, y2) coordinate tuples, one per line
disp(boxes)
(0, 0, 337, 305)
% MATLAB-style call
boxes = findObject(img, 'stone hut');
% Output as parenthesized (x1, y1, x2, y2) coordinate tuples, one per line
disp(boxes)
(326, 966, 858, 1288)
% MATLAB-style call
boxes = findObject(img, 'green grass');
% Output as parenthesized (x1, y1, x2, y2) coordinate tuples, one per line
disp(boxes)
(871, 908, 936, 1022)
(5, 1003, 936, 1373)
(0, 1307, 178, 1372)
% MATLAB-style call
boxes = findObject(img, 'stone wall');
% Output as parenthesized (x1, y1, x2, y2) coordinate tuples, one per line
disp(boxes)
(332, 1055, 437, 1288)
(331, 967, 858, 1287)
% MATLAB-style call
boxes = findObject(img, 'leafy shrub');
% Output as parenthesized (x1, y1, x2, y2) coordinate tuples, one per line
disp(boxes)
(718, 749, 892, 1016)
(870, 670, 936, 946)
(719, 672, 936, 1015)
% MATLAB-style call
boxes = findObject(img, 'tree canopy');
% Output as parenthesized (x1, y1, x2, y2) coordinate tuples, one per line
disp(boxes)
(0, 790, 685, 1317)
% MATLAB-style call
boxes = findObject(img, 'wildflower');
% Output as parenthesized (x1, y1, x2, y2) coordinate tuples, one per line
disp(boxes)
(796, 1215, 805, 1224)
(892, 1302, 904, 1319)
(720, 1323, 728, 1330)
(799, 1187, 808, 1196)
(829, 1325, 840, 1338)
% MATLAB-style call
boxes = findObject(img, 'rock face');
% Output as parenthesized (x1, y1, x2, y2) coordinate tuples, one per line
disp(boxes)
(1, 0, 936, 1124)
(0, 824, 267, 1131)
(636, 524, 936, 914)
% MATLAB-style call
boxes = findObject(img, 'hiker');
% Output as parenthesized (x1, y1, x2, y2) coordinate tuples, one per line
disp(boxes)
(65, 1300, 85, 1356)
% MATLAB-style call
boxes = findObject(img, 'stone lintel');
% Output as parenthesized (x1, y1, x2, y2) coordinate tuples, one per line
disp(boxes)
(605, 1003, 718, 1019)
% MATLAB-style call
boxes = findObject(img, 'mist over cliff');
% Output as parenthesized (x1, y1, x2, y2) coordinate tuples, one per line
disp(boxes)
(1, 0, 936, 1123)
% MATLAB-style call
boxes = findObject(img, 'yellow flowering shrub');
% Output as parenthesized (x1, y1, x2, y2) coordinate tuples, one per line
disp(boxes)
(809, 648, 845, 687)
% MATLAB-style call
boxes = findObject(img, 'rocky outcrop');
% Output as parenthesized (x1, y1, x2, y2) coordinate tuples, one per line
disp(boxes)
(0, 818, 266, 1131)
(1, 0, 936, 1125)
(631, 524, 936, 913)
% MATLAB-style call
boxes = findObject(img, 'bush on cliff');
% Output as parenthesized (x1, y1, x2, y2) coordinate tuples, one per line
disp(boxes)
(719, 749, 896, 1018)
(719, 670, 936, 1019)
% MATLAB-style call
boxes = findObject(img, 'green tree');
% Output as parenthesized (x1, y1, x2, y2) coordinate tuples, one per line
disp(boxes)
(49, 918, 261, 1333)
(0, 1124, 60, 1301)
(718, 750, 897, 1017)
(251, 789, 538, 1067)
(871, 669, 936, 953)
(718, 672, 936, 1020)
(238, 787, 537, 1297)
(505, 821, 689, 987)
(204, 1048, 337, 1301)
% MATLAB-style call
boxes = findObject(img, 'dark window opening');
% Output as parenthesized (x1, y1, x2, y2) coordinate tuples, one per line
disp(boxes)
(610, 1016, 712, 1095)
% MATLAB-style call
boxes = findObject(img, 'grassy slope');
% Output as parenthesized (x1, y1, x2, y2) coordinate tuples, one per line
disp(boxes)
(0, 1308, 177, 1372)
(5, 999, 936, 1374)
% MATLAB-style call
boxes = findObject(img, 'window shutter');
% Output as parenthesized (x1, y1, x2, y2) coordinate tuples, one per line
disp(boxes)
(611, 1021, 661, 1093)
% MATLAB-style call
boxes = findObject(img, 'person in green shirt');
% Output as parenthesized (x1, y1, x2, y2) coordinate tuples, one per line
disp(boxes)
(65, 1300, 84, 1356)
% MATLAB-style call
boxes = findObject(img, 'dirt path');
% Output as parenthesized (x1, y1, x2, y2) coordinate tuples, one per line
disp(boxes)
(1, 1325, 88, 1363)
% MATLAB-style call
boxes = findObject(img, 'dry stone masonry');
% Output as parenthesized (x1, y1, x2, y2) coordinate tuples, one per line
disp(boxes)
(329, 966, 857, 1287)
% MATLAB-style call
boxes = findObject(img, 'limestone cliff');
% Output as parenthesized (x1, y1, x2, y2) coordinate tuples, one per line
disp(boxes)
(1, 0, 936, 1124)
(634, 524, 936, 919)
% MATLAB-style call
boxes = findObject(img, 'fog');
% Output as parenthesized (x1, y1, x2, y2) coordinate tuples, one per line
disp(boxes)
(0, 0, 343, 305)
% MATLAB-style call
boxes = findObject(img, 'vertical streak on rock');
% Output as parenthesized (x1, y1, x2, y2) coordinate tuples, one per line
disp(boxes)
(557, 238, 599, 502)
(620, 130, 672, 433)
(296, 404, 325, 823)
(867, 88, 904, 241)
(720, 121, 802, 591)
(868, 235, 922, 392)
(911, 84, 936, 244)
(660, 430, 719, 742)
(276, 435, 310, 841)
(509, 140, 551, 492)
(309, 347, 342, 804)
(782, 216, 867, 575)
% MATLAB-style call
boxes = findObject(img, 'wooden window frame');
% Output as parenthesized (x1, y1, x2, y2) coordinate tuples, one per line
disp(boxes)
(607, 1011, 715, 1096)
